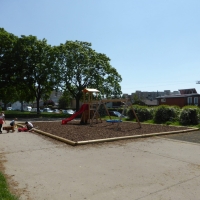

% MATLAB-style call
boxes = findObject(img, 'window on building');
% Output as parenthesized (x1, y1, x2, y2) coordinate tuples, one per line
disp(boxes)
(194, 97, 198, 105)
(187, 97, 192, 105)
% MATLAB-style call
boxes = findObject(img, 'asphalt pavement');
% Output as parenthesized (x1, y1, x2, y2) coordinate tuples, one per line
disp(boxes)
(0, 121, 200, 200)
(161, 130, 200, 144)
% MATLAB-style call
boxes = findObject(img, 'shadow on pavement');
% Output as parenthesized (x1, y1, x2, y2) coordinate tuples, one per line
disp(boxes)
(161, 131, 200, 144)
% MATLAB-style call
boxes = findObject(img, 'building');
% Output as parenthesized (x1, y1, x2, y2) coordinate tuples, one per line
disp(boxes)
(10, 101, 32, 111)
(130, 90, 179, 102)
(142, 99, 158, 106)
(49, 90, 63, 107)
(123, 89, 179, 106)
(156, 88, 200, 107)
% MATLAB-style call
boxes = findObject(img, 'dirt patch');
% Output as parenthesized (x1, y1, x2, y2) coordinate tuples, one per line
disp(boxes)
(29, 120, 191, 142)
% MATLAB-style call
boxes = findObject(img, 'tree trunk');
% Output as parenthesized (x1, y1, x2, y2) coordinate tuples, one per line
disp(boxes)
(36, 97, 40, 114)
(3, 101, 9, 110)
(3, 104, 6, 110)
(20, 101, 24, 111)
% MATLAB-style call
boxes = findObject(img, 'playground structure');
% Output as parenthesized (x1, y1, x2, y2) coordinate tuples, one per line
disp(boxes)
(93, 98, 141, 129)
(61, 88, 141, 129)
(80, 88, 102, 124)
(61, 88, 101, 125)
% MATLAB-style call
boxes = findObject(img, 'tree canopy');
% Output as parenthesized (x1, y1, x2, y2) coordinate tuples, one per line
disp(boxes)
(0, 28, 17, 87)
(0, 29, 122, 111)
(13, 35, 60, 113)
(55, 41, 122, 110)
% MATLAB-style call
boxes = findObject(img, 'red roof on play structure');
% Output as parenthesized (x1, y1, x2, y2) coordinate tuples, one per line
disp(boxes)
(82, 88, 100, 93)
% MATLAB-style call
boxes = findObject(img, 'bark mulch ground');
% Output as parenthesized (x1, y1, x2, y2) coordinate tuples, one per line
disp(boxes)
(30, 120, 191, 142)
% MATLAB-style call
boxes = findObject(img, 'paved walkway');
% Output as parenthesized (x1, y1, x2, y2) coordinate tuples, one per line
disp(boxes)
(1, 121, 200, 200)
(162, 130, 200, 144)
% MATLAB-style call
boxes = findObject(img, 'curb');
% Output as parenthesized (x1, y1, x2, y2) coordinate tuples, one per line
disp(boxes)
(17, 123, 76, 146)
(76, 128, 199, 145)
(17, 123, 199, 146)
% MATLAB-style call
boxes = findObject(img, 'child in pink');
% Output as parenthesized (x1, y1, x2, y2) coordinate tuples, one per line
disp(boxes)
(0, 112, 6, 133)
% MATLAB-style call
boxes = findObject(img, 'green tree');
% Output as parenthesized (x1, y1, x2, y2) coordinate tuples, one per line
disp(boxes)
(0, 86, 18, 110)
(0, 28, 17, 88)
(13, 35, 59, 113)
(56, 41, 122, 111)
(0, 28, 17, 109)
(15, 84, 35, 111)
(132, 94, 145, 105)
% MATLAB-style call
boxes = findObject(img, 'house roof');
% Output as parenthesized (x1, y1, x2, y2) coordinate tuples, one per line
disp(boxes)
(142, 99, 158, 106)
(178, 88, 197, 94)
(156, 93, 200, 99)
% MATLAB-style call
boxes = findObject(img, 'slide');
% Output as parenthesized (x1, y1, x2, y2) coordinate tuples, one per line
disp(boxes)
(61, 104, 89, 124)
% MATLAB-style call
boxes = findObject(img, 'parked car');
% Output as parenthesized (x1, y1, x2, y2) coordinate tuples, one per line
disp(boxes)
(62, 109, 75, 115)
(7, 107, 12, 111)
(43, 108, 53, 113)
(109, 111, 125, 118)
(53, 109, 60, 113)
(26, 106, 32, 111)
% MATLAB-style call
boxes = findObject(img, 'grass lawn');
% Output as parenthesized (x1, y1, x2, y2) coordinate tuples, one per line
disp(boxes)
(0, 172, 19, 200)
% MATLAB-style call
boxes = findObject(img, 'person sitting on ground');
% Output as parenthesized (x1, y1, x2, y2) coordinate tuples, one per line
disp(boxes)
(10, 118, 17, 127)
(18, 121, 34, 132)
(25, 121, 34, 132)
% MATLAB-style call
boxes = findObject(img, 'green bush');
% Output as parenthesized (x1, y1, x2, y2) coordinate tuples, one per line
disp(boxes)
(127, 105, 153, 122)
(154, 105, 180, 124)
(127, 106, 136, 120)
(148, 107, 156, 118)
(179, 106, 199, 125)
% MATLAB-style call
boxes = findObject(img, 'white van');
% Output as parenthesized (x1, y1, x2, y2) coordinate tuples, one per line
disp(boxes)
(26, 106, 32, 111)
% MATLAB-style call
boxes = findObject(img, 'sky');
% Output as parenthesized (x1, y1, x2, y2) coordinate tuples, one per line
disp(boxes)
(1, 0, 200, 94)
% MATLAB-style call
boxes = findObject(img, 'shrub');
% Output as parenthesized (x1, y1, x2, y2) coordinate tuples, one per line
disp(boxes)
(148, 107, 156, 118)
(127, 106, 136, 120)
(127, 105, 153, 122)
(154, 105, 180, 124)
(179, 106, 199, 125)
